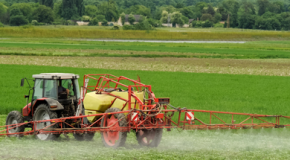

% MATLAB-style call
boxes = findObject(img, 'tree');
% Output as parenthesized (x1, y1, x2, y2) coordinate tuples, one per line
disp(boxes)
(82, 15, 91, 22)
(159, 5, 176, 13)
(101, 19, 108, 26)
(271, 18, 281, 30)
(39, 0, 54, 9)
(182, 15, 189, 23)
(171, 12, 185, 27)
(147, 18, 159, 27)
(61, 0, 78, 19)
(85, 5, 98, 18)
(120, 12, 126, 25)
(191, 20, 197, 27)
(257, 0, 270, 16)
(280, 12, 290, 30)
(269, 2, 284, 14)
(75, 0, 85, 17)
(9, 3, 33, 21)
(237, 1, 256, 29)
(254, 16, 281, 30)
(33, 5, 54, 23)
(134, 18, 152, 30)
(9, 15, 28, 26)
(95, 15, 106, 22)
(262, 11, 274, 19)
(201, 14, 213, 21)
(202, 20, 213, 27)
(214, 13, 222, 23)
(176, 2, 184, 8)
(97, 0, 119, 22)
(181, 7, 194, 19)
(194, 2, 208, 18)
(217, 0, 240, 27)
(0, 3, 8, 23)
(238, 14, 256, 29)
(207, 5, 215, 16)
(283, 17, 290, 30)
(127, 5, 151, 18)
(9, 7, 22, 17)
(128, 13, 135, 25)
(61, 0, 84, 20)
(0, 2, 7, 16)
(160, 10, 168, 23)
(89, 17, 98, 26)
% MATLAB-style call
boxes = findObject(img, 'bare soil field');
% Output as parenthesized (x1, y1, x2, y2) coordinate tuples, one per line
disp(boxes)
(1, 55, 290, 76)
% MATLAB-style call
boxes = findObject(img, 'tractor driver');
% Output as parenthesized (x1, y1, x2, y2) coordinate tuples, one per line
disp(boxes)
(58, 80, 70, 98)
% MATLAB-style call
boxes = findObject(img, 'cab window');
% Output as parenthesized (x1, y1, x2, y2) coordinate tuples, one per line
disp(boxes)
(44, 80, 57, 99)
(61, 79, 74, 96)
(33, 79, 43, 100)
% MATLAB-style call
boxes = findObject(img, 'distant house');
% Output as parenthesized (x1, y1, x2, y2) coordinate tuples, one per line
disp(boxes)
(162, 19, 193, 28)
(76, 21, 89, 26)
(162, 23, 173, 27)
(117, 14, 141, 26)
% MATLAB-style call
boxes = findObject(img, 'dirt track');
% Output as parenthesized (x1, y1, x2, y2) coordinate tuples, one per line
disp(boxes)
(1, 55, 290, 76)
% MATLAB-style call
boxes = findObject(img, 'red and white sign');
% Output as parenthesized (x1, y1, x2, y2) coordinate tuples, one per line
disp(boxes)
(186, 112, 194, 120)
(131, 112, 139, 122)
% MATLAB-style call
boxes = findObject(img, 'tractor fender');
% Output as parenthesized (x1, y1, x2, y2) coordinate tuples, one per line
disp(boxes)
(32, 98, 64, 114)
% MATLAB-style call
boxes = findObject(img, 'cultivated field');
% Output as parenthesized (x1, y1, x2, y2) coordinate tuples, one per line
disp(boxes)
(0, 26, 290, 40)
(1, 28, 290, 159)
(0, 38, 290, 59)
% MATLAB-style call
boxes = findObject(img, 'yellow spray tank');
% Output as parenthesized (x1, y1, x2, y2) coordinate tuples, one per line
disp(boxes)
(83, 90, 144, 122)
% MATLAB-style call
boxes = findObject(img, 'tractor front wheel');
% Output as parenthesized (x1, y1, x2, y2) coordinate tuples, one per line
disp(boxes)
(33, 104, 60, 140)
(136, 129, 163, 147)
(6, 111, 25, 137)
(101, 108, 127, 148)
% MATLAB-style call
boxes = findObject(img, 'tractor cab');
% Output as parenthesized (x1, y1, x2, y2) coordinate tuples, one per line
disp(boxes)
(21, 73, 81, 119)
(32, 73, 80, 102)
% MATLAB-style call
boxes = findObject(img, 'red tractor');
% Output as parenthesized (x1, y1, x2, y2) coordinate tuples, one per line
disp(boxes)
(6, 73, 85, 140)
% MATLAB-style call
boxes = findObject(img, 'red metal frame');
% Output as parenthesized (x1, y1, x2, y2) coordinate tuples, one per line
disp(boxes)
(1, 74, 290, 137)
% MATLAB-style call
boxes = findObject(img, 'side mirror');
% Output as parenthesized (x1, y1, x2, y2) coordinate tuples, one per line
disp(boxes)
(21, 79, 25, 87)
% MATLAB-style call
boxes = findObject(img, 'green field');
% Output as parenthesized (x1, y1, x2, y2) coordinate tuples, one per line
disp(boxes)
(0, 38, 290, 59)
(1, 63, 290, 159)
(1, 64, 290, 122)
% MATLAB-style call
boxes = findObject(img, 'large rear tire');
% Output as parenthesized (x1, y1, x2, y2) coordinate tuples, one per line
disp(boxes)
(33, 104, 60, 140)
(101, 108, 127, 148)
(6, 111, 25, 137)
(136, 128, 163, 147)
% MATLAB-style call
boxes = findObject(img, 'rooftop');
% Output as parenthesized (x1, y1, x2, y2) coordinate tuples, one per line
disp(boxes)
(125, 14, 141, 22)
(32, 73, 79, 79)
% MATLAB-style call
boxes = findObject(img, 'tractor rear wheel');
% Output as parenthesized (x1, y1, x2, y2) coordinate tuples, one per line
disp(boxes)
(101, 108, 127, 148)
(33, 104, 60, 140)
(6, 111, 25, 137)
(136, 128, 163, 147)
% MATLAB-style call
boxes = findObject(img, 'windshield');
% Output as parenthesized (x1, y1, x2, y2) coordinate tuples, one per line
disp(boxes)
(44, 80, 57, 100)
(74, 79, 81, 99)
(33, 79, 43, 100)
(58, 79, 80, 99)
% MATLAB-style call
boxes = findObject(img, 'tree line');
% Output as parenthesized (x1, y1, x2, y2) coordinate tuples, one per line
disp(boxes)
(0, 0, 289, 30)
